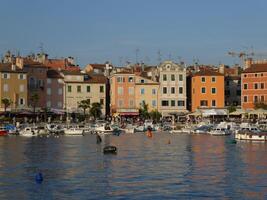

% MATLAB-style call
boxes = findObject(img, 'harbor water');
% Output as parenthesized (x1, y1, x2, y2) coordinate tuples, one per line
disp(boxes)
(0, 133, 267, 199)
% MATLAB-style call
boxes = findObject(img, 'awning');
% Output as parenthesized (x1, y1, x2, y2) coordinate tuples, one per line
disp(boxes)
(202, 109, 227, 117)
(119, 112, 139, 116)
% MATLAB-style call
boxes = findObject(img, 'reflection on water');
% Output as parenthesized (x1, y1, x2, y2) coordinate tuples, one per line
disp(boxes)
(0, 134, 266, 199)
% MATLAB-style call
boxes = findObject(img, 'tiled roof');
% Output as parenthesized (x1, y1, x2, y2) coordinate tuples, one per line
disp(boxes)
(243, 64, 267, 73)
(61, 70, 83, 75)
(0, 63, 27, 73)
(47, 70, 63, 78)
(85, 73, 107, 83)
(193, 69, 223, 76)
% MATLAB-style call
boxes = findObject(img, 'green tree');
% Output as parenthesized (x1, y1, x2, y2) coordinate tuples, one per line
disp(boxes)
(30, 93, 39, 115)
(1, 98, 12, 113)
(227, 105, 237, 113)
(139, 101, 149, 120)
(90, 102, 102, 119)
(254, 102, 267, 109)
(78, 99, 91, 117)
(150, 109, 162, 122)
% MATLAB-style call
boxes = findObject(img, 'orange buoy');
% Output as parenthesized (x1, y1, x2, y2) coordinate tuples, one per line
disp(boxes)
(146, 130, 153, 138)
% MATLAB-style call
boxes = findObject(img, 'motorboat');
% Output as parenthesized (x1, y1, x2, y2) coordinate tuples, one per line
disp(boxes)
(93, 123, 114, 135)
(122, 124, 135, 134)
(193, 125, 212, 134)
(0, 127, 8, 136)
(235, 130, 267, 141)
(46, 124, 64, 135)
(209, 127, 231, 136)
(64, 126, 84, 136)
(19, 126, 47, 137)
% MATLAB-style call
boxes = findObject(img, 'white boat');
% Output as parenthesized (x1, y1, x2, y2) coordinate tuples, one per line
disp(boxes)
(209, 127, 231, 136)
(64, 127, 84, 136)
(235, 130, 267, 141)
(93, 123, 114, 135)
(19, 126, 47, 137)
(122, 124, 135, 134)
(46, 124, 64, 134)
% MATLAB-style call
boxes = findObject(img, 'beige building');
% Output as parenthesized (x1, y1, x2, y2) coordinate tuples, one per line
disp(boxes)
(62, 71, 107, 116)
(158, 60, 187, 116)
(0, 63, 28, 111)
(135, 75, 159, 112)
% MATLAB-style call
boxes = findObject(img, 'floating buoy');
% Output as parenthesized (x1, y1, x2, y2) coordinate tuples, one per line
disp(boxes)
(103, 146, 117, 154)
(35, 172, 43, 184)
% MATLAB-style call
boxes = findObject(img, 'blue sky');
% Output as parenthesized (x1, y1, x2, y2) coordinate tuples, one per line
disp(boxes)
(0, 0, 267, 67)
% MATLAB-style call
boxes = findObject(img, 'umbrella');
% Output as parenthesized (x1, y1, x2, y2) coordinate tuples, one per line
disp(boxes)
(229, 109, 246, 116)
(188, 110, 202, 116)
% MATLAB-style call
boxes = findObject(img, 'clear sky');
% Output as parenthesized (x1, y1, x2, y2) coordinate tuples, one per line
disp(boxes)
(1, 0, 267, 67)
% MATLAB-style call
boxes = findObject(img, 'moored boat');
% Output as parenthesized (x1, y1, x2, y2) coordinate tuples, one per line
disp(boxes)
(235, 130, 267, 141)
(209, 127, 231, 136)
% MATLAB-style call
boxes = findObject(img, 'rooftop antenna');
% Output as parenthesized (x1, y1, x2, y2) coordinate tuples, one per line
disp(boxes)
(157, 50, 162, 64)
(135, 48, 140, 64)
(39, 42, 45, 54)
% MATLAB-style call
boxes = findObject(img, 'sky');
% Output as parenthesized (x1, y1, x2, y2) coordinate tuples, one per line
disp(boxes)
(1, 0, 267, 67)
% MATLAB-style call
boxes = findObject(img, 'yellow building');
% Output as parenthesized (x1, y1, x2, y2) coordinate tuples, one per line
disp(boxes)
(0, 63, 28, 111)
(62, 71, 107, 116)
(135, 75, 159, 112)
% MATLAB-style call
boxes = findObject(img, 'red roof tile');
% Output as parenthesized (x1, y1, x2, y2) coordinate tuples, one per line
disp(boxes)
(243, 64, 267, 73)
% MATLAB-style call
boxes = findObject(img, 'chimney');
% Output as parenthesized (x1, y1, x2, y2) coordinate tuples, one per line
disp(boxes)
(219, 64, 225, 74)
(16, 57, 24, 69)
(244, 58, 253, 69)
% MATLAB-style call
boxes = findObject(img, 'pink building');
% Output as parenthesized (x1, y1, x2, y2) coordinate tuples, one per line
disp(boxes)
(46, 70, 64, 110)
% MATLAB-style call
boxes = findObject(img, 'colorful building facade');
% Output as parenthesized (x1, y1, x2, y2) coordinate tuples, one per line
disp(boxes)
(191, 70, 224, 112)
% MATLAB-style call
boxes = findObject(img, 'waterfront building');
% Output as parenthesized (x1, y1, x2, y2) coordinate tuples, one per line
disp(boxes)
(62, 71, 106, 115)
(135, 75, 159, 112)
(241, 63, 267, 109)
(0, 63, 27, 111)
(110, 72, 139, 116)
(158, 61, 187, 116)
(46, 70, 64, 110)
(225, 76, 241, 106)
(191, 69, 224, 112)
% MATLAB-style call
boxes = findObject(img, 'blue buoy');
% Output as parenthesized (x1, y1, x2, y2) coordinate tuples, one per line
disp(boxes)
(35, 172, 43, 184)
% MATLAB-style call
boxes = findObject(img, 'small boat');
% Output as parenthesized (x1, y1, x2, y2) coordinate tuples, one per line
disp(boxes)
(0, 127, 8, 136)
(193, 125, 212, 134)
(46, 124, 64, 135)
(94, 123, 114, 135)
(19, 126, 41, 137)
(209, 127, 231, 136)
(64, 127, 84, 136)
(103, 146, 117, 154)
(235, 130, 267, 141)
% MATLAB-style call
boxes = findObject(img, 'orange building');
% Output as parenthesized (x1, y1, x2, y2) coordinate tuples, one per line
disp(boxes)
(241, 64, 267, 109)
(110, 72, 139, 116)
(191, 70, 224, 112)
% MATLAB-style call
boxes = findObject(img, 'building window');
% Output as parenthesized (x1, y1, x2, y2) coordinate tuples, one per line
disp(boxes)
(201, 77, 206, 82)
(171, 74, 175, 81)
(19, 85, 24, 92)
(100, 99, 104, 105)
(118, 100, 123, 107)
(129, 87, 134, 95)
(152, 89, 156, 95)
(57, 101, 62, 108)
(47, 88, 51, 95)
(163, 74, 167, 81)
(179, 74, 183, 81)
(68, 85, 72, 92)
(254, 83, 258, 89)
(244, 74, 247, 77)
(19, 98, 24, 105)
(254, 96, 258, 103)
(118, 87, 123, 95)
(152, 100, 156, 107)
(200, 100, 208, 107)
(201, 87, 206, 93)
(178, 100, 185, 106)
(77, 85, 81, 92)
(140, 88, 145, 94)
(129, 100, 134, 107)
(58, 88, 63, 95)
(128, 77, 134, 82)
(255, 73, 258, 77)
(46, 101, 51, 107)
(212, 77, 216, 82)
(211, 88, 216, 94)
(161, 100, 169, 106)
(47, 78, 51, 84)
(18, 74, 25, 80)
(261, 96, 264, 102)
(244, 96, 248, 103)
(261, 83, 264, 89)
(3, 84, 8, 92)
(2, 73, 9, 79)
(171, 100, 175, 107)
(87, 86, 90, 92)
(212, 100, 216, 107)
(117, 77, 125, 83)
(171, 87, 175, 94)
(179, 87, 183, 94)
(261, 73, 264, 77)
(244, 84, 248, 90)
(163, 87, 167, 94)
(100, 86, 104, 93)
(140, 79, 145, 83)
